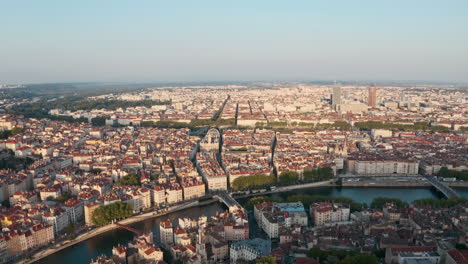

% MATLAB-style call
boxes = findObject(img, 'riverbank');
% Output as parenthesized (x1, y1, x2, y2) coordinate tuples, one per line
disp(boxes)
(232, 180, 335, 199)
(448, 182, 468, 188)
(24, 198, 218, 264)
(342, 181, 431, 187)
(23, 180, 336, 263)
(25, 179, 468, 263)
(342, 179, 468, 188)
(36, 186, 461, 264)
(231, 178, 468, 199)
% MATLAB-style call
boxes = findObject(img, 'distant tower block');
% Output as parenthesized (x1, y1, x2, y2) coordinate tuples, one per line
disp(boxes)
(200, 128, 220, 152)
(343, 90, 349, 100)
(368, 86, 377, 107)
(332, 86, 342, 105)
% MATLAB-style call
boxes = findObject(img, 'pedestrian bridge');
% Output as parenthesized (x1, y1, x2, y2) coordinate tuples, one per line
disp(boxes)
(426, 177, 461, 198)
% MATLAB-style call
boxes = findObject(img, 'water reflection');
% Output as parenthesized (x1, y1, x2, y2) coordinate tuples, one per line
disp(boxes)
(39, 186, 467, 264)
(39, 203, 225, 264)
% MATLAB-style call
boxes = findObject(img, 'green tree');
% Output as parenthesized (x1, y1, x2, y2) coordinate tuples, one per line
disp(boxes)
(303, 166, 334, 182)
(141, 121, 156, 127)
(336, 178, 343, 186)
(150, 173, 160, 181)
(232, 174, 276, 191)
(91, 116, 108, 126)
(91, 202, 133, 226)
(91, 168, 103, 175)
(256, 256, 276, 264)
(66, 223, 76, 240)
(115, 173, 140, 186)
(0, 154, 34, 170)
(370, 197, 408, 209)
(354, 121, 449, 132)
(298, 122, 314, 128)
(413, 197, 467, 208)
(268, 121, 288, 127)
(339, 253, 378, 264)
(11, 127, 25, 136)
(0, 130, 12, 139)
(437, 167, 468, 181)
(373, 249, 385, 259)
(332, 121, 351, 130)
(307, 247, 328, 262)
(7, 97, 170, 122)
(456, 243, 468, 250)
(155, 120, 192, 129)
(307, 248, 378, 264)
(65, 223, 74, 234)
(1, 200, 11, 208)
(279, 171, 299, 185)
(46, 192, 72, 202)
(245, 196, 284, 210)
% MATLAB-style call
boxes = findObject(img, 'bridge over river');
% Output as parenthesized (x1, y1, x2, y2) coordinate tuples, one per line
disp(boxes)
(427, 177, 461, 198)
(213, 190, 245, 212)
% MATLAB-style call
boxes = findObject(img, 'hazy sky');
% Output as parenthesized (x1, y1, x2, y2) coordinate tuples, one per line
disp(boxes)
(1, 0, 468, 84)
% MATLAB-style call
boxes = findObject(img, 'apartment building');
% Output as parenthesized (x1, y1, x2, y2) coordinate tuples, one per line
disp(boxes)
(230, 238, 271, 263)
(254, 202, 308, 238)
(310, 202, 350, 226)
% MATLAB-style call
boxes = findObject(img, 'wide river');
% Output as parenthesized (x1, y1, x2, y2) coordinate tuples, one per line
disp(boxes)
(38, 186, 468, 264)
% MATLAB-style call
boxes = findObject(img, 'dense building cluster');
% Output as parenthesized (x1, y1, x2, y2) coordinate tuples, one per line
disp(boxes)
(156, 206, 249, 263)
(90, 232, 165, 264)
(0, 83, 466, 263)
(221, 129, 274, 184)
(254, 202, 308, 238)
(250, 201, 467, 264)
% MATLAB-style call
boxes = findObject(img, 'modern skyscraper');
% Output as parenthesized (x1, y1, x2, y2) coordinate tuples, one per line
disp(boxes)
(368, 86, 377, 107)
(332, 86, 341, 105)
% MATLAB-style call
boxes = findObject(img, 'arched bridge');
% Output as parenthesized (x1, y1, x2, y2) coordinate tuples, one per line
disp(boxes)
(426, 177, 461, 198)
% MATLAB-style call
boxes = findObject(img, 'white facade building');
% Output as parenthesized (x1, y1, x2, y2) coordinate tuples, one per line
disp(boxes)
(230, 238, 271, 263)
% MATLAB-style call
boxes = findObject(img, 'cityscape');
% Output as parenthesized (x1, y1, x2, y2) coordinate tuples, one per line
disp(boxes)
(1, 1, 468, 264)
(0, 83, 466, 264)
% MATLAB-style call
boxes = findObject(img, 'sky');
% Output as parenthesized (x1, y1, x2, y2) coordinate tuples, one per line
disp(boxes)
(1, 0, 468, 84)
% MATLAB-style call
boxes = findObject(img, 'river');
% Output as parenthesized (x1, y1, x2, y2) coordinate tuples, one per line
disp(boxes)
(37, 186, 467, 264)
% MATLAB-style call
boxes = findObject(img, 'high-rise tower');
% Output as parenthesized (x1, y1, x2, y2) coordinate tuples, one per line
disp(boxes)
(368, 86, 377, 107)
(332, 86, 341, 105)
